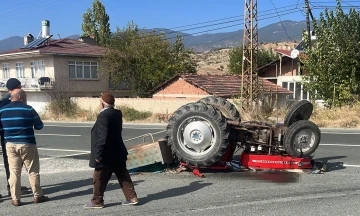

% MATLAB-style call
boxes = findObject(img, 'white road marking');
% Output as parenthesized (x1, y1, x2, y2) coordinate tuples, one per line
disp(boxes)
(44, 125, 92, 128)
(320, 144, 360, 147)
(343, 164, 360, 168)
(35, 134, 81, 137)
(322, 132, 360, 134)
(43, 125, 165, 130)
(124, 127, 165, 130)
(39, 152, 90, 161)
(0, 152, 90, 166)
(37, 148, 90, 153)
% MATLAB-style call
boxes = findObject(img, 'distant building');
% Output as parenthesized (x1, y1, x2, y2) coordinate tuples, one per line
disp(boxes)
(0, 20, 132, 113)
(152, 74, 292, 106)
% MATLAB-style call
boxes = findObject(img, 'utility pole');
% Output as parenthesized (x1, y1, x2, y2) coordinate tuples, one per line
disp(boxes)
(305, 0, 311, 48)
(241, 0, 259, 111)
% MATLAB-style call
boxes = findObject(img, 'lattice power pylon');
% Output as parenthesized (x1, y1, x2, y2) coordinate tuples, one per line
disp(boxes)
(241, 0, 260, 110)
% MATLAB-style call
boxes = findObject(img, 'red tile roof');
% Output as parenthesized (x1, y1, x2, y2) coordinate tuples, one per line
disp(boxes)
(0, 38, 105, 57)
(154, 74, 292, 97)
(274, 49, 291, 57)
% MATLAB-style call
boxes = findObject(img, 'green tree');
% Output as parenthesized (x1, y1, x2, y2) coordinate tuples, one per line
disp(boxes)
(81, 0, 111, 46)
(300, 0, 360, 107)
(228, 47, 277, 74)
(99, 22, 197, 97)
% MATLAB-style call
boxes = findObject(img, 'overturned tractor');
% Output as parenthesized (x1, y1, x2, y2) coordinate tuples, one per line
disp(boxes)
(165, 96, 321, 170)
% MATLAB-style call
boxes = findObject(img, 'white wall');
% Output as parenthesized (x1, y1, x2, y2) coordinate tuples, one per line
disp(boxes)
(26, 92, 51, 114)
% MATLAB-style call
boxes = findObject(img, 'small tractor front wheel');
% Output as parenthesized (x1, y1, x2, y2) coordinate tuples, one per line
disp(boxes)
(283, 120, 321, 157)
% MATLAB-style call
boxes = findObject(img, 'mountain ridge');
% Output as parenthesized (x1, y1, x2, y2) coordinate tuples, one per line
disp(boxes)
(0, 20, 308, 53)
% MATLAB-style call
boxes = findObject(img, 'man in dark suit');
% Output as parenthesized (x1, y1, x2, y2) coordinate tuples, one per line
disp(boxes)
(84, 93, 138, 209)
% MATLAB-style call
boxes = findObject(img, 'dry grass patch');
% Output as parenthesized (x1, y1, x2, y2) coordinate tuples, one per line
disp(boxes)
(41, 98, 360, 128)
(40, 98, 99, 122)
(310, 104, 360, 128)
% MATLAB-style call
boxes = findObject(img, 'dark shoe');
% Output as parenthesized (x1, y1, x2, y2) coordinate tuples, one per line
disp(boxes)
(34, 196, 49, 204)
(121, 198, 139, 206)
(11, 200, 20, 206)
(83, 200, 104, 209)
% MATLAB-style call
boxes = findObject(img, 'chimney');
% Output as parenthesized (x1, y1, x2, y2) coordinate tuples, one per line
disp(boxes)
(79, 35, 97, 45)
(24, 33, 34, 45)
(41, 20, 50, 38)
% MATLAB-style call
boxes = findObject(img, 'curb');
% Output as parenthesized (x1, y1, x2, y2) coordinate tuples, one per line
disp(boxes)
(41, 121, 360, 130)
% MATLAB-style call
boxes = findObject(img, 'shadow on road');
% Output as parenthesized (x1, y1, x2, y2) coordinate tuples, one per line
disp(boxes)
(314, 156, 347, 172)
(42, 176, 144, 201)
(137, 181, 212, 206)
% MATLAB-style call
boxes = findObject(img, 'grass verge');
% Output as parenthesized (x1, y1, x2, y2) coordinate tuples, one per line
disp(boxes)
(40, 99, 360, 128)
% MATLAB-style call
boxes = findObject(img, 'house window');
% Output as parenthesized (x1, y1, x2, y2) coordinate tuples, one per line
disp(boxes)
(68, 61, 98, 79)
(15, 62, 25, 78)
(2, 63, 10, 79)
(30, 61, 45, 78)
(282, 81, 310, 100)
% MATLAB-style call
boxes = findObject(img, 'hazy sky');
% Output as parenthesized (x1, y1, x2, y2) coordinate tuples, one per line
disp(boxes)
(0, 0, 356, 39)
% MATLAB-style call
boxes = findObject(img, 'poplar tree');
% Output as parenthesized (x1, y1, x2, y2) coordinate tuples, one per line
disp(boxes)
(81, 0, 111, 46)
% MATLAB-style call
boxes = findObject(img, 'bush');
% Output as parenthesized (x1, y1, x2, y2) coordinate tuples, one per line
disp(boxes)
(46, 97, 78, 118)
(117, 105, 152, 121)
(43, 98, 98, 122)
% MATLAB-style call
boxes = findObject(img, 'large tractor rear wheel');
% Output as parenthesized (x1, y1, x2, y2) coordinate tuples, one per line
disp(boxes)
(198, 96, 241, 122)
(166, 102, 230, 167)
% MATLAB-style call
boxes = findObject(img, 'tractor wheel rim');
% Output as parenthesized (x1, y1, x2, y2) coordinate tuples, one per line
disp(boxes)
(177, 116, 217, 156)
(293, 129, 316, 153)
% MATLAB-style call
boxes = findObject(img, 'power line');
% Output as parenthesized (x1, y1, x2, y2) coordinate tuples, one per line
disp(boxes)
(53, 10, 302, 56)
(0, 0, 72, 21)
(153, 6, 301, 36)
(162, 9, 302, 40)
(268, 0, 293, 41)
(0, 0, 76, 30)
(155, 8, 297, 39)
(311, 0, 360, 3)
(191, 17, 279, 48)
(9, 8, 304, 56)
(167, 3, 300, 30)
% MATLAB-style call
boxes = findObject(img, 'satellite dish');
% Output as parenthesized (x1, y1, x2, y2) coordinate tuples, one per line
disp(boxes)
(291, 49, 299, 59)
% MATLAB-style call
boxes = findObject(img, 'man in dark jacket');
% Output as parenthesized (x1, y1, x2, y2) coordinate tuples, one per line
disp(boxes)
(0, 78, 28, 199)
(84, 93, 138, 209)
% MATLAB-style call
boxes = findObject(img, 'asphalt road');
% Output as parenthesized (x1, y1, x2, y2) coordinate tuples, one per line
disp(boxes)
(0, 122, 359, 215)
(29, 122, 360, 166)
(33, 122, 167, 151)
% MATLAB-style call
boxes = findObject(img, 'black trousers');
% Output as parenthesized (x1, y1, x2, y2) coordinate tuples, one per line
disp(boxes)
(0, 133, 10, 188)
(92, 163, 137, 204)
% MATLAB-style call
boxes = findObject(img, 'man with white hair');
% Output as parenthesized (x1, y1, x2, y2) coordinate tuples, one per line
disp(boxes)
(84, 93, 138, 209)
(0, 89, 49, 206)
(0, 78, 29, 200)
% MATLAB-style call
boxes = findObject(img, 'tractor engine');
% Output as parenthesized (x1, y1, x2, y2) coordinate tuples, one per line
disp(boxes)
(233, 122, 287, 155)
(247, 128, 269, 153)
